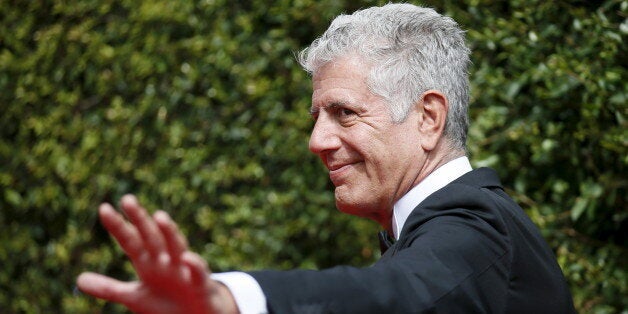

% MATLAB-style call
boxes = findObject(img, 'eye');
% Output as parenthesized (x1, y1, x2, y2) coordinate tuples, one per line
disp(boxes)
(338, 108, 357, 117)
(333, 106, 358, 124)
(336, 107, 357, 121)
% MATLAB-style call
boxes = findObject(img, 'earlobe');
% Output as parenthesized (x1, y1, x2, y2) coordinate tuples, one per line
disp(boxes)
(418, 90, 448, 151)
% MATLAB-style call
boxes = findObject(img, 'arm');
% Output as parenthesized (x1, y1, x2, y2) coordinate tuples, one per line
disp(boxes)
(76, 194, 238, 314)
(249, 214, 510, 313)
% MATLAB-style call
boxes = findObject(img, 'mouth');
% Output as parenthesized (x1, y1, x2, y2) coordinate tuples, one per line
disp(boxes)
(326, 161, 360, 184)
(328, 163, 350, 171)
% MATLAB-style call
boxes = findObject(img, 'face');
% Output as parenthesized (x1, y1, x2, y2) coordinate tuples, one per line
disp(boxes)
(309, 56, 428, 226)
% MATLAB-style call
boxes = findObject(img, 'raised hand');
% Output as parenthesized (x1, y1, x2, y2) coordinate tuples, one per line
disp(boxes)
(77, 194, 237, 314)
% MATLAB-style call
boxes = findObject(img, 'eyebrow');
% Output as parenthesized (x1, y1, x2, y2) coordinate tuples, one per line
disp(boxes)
(309, 101, 349, 115)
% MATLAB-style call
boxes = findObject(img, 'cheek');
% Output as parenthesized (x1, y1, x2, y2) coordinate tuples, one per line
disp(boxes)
(345, 124, 405, 172)
(361, 148, 399, 187)
(365, 138, 399, 165)
(367, 140, 416, 181)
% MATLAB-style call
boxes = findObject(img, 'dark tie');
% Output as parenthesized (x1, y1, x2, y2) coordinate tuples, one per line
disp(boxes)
(378, 230, 395, 255)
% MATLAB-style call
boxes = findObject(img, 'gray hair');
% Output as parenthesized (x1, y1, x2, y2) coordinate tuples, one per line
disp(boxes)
(298, 3, 470, 150)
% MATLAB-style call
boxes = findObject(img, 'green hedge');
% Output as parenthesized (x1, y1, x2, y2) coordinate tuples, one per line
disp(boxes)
(1, 0, 625, 312)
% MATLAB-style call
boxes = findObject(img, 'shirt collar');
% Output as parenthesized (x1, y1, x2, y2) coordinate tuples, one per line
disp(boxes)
(391, 156, 472, 239)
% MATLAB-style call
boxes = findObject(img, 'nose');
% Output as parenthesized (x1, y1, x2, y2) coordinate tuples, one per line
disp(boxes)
(309, 115, 341, 155)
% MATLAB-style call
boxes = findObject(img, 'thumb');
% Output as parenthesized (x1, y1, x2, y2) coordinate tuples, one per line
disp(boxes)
(76, 272, 142, 305)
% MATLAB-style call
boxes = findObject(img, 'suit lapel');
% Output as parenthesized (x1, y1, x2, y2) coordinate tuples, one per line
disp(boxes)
(382, 168, 503, 257)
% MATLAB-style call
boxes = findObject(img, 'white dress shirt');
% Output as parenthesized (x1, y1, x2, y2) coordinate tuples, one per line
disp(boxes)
(213, 156, 473, 314)
(391, 156, 472, 239)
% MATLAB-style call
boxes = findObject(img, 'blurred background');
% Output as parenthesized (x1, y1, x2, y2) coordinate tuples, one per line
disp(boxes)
(1, 0, 625, 312)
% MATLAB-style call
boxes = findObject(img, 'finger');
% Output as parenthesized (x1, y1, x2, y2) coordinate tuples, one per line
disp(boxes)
(154, 210, 188, 264)
(76, 272, 142, 305)
(181, 251, 210, 288)
(99, 203, 144, 260)
(120, 194, 166, 257)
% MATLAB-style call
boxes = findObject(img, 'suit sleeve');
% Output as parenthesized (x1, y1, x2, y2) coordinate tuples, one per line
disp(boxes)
(248, 213, 511, 313)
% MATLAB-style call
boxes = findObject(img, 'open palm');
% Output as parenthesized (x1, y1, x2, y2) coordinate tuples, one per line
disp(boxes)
(77, 195, 235, 313)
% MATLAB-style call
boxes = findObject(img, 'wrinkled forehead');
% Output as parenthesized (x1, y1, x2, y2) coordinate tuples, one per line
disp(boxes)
(311, 60, 367, 105)
(311, 52, 373, 77)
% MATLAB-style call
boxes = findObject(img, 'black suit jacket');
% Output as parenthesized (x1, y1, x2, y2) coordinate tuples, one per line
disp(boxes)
(249, 168, 575, 313)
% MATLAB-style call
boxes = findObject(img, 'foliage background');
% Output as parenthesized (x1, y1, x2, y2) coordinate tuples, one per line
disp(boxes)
(1, 0, 626, 312)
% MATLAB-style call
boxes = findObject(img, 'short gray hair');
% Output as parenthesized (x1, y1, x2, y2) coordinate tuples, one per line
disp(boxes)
(298, 3, 470, 150)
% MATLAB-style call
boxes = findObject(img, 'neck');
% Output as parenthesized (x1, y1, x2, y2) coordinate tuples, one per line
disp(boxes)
(379, 145, 466, 233)
(415, 145, 466, 189)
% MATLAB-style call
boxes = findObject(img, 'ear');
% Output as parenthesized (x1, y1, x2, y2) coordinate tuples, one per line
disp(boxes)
(418, 90, 448, 151)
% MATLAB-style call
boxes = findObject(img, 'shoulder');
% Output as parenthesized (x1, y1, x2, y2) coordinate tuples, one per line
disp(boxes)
(398, 168, 515, 243)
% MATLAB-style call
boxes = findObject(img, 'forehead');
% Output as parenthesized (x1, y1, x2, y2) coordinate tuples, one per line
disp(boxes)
(311, 57, 372, 105)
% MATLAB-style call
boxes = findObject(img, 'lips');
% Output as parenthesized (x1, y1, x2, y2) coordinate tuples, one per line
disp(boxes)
(326, 161, 359, 184)
(328, 163, 350, 171)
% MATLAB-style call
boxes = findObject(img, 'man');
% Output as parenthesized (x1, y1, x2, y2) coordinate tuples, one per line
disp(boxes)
(77, 3, 575, 313)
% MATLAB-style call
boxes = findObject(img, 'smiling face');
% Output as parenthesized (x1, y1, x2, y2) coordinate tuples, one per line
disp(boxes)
(308, 57, 429, 227)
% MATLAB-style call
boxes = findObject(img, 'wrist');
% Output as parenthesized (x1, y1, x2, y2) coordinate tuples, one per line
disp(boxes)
(210, 281, 239, 314)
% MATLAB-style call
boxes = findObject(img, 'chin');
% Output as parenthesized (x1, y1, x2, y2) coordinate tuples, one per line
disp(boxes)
(335, 196, 360, 214)
(335, 199, 381, 221)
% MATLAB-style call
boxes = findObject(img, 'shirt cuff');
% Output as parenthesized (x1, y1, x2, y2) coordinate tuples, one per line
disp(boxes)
(211, 271, 268, 314)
